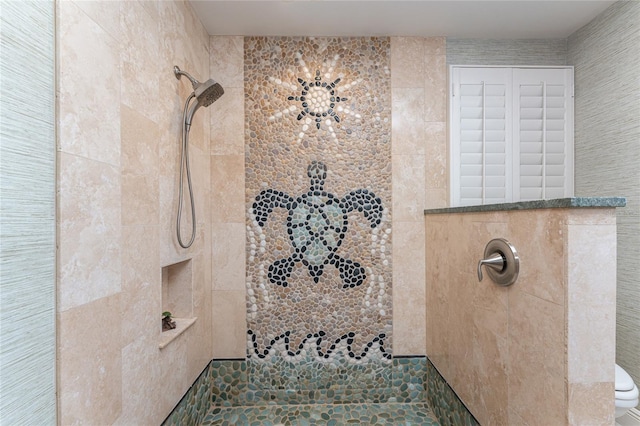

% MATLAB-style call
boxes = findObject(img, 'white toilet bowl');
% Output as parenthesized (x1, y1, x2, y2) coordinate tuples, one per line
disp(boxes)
(615, 364, 639, 418)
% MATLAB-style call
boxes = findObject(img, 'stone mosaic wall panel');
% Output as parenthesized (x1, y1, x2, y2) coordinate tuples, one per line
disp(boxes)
(244, 37, 392, 385)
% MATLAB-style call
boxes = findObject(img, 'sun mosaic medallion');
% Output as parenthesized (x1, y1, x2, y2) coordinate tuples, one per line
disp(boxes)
(290, 70, 347, 129)
(268, 53, 365, 143)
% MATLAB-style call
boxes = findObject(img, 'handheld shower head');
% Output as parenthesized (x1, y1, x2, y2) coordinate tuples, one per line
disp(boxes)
(174, 66, 225, 129)
(194, 78, 224, 108)
(174, 66, 225, 249)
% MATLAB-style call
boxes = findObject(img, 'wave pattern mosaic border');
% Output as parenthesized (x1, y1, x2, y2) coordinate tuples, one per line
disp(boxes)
(247, 329, 391, 362)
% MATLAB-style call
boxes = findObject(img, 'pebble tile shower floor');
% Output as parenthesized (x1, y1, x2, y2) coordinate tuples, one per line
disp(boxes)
(201, 402, 439, 425)
(161, 358, 460, 425)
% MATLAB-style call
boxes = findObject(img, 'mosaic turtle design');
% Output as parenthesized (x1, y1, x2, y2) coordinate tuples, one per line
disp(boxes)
(253, 161, 384, 289)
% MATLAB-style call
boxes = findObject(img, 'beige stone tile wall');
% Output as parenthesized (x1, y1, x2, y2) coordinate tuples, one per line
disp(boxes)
(425, 208, 617, 424)
(57, 1, 213, 424)
(391, 37, 447, 355)
(209, 35, 247, 358)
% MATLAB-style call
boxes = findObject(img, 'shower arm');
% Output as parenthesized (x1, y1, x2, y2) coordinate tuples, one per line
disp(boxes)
(174, 66, 199, 89)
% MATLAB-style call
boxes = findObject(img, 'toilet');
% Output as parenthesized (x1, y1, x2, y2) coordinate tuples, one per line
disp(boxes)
(616, 364, 639, 418)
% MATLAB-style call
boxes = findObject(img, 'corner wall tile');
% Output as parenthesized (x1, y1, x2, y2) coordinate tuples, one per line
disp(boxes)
(71, 0, 121, 42)
(210, 87, 245, 156)
(121, 173, 159, 226)
(58, 152, 122, 312)
(566, 223, 616, 384)
(116, 335, 163, 425)
(58, 0, 121, 166)
(211, 154, 246, 223)
(121, 104, 160, 176)
(568, 382, 615, 425)
(121, 225, 161, 347)
(210, 36, 244, 88)
(507, 210, 565, 305)
(424, 37, 446, 55)
(212, 290, 247, 359)
(425, 188, 449, 209)
(425, 121, 447, 189)
(393, 221, 426, 355)
(392, 87, 426, 155)
(391, 37, 425, 88)
(120, 0, 162, 124)
(58, 294, 123, 425)
(392, 154, 426, 222)
(424, 54, 447, 122)
(212, 222, 246, 291)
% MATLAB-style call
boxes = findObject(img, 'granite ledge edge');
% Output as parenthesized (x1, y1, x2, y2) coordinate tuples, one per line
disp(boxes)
(424, 197, 627, 215)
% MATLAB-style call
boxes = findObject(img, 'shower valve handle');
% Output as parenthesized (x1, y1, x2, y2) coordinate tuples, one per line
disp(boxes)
(477, 254, 505, 281)
(477, 238, 520, 286)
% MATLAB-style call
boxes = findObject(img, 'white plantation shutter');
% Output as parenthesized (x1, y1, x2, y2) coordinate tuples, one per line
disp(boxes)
(514, 68, 574, 201)
(452, 67, 513, 206)
(451, 66, 574, 206)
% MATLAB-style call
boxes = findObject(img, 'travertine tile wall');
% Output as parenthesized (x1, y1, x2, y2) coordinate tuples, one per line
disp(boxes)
(209, 37, 447, 358)
(57, 1, 213, 424)
(209, 35, 247, 358)
(391, 37, 448, 355)
(425, 207, 617, 425)
(568, 0, 640, 391)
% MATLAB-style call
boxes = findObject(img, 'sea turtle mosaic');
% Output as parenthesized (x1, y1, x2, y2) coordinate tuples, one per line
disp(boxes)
(252, 161, 384, 288)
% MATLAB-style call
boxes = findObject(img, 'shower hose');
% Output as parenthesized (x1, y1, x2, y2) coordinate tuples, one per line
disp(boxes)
(176, 93, 197, 248)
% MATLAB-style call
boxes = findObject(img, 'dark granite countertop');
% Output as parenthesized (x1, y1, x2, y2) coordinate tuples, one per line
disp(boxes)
(424, 197, 627, 215)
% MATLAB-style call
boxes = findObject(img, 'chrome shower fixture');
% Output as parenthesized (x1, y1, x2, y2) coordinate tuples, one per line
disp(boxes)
(174, 66, 224, 249)
(174, 66, 224, 129)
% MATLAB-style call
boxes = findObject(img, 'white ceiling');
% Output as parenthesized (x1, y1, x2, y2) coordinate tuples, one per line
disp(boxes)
(190, 0, 617, 39)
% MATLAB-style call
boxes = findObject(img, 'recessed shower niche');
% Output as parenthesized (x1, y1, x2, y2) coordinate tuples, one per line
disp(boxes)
(160, 259, 196, 349)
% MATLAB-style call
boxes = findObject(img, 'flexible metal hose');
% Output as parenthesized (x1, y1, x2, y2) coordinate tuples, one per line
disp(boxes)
(176, 93, 197, 248)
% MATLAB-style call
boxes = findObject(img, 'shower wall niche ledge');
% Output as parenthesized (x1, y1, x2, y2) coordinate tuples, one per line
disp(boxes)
(159, 317, 197, 349)
(161, 259, 195, 349)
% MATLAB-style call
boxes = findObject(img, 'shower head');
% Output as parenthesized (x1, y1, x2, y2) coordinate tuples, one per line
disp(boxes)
(194, 78, 224, 108)
(174, 66, 224, 129)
